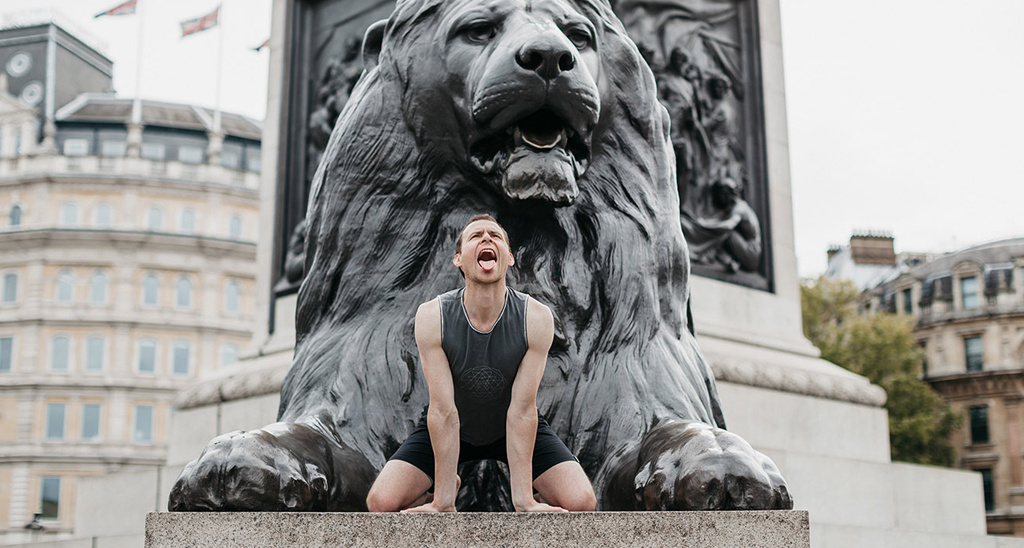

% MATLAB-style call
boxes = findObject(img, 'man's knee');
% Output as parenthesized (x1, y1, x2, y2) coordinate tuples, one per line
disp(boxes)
(560, 486, 597, 512)
(366, 483, 404, 513)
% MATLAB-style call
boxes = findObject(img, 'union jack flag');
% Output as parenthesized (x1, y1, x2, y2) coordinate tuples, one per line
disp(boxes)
(180, 6, 219, 37)
(94, 0, 136, 18)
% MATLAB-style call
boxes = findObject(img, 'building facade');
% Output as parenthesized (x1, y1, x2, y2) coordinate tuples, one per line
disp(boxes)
(857, 237, 1024, 537)
(0, 22, 262, 543)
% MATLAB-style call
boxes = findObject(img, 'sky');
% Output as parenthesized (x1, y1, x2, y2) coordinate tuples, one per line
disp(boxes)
(0, 0, 272, 120)
(1, 0, 1021, 279)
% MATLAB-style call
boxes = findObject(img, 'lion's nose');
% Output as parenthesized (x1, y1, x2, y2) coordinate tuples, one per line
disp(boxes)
(516, 34, 575, 79)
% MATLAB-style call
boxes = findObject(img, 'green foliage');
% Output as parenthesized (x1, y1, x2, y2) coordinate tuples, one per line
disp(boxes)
(800, 277, 961, 466)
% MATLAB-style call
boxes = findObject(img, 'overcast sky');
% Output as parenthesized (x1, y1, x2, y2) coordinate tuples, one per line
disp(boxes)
(1, 0, 1022, 279)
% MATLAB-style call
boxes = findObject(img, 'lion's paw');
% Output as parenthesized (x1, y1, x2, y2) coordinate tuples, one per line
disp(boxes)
(168, 422, 373, 511)
(633, 421, 792, 511)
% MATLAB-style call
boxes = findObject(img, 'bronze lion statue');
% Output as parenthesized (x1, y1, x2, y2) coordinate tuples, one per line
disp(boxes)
(169, 0, 791, 512)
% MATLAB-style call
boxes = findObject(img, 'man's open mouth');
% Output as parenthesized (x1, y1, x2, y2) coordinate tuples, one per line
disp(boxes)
(469, 107, 591, 187)
(478, 248, 498, 271)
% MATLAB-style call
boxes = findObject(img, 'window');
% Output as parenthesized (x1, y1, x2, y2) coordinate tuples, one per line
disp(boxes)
(51, 336, 69, 372)
(93, 204, 113, 228)
(59, 203, 79, 227)
(221, 149, 240, 169)
(100, 140, 126, 157)
(141, 142, 165, 160)
(142, 274, 159, 306)
(970, 406, 989, 444)
(56, 270, 73, 303)
(9, 204, 21, 227)
(228, 215, 242, 240)
(134, 405, 153, 442)
(224, 280, 240, 313)
(179, 146, 204, 164)
(902, 288, 913, 315)
(81, 404, 100, 440)
(172, 342, 190, 376)
(89, 271, 108, 303)
(246, 148, 261, 172)
(962, 276, 979, 310)
(62, 138, 88, 156)
(40, 477, 60, 519)
(3, 272, 16, 302)
(85, 337, 104, 372)
(137, 339, 156, 373)
(14, 129, 21, 155)
(965, 336, 984, 372)
(146, 206, 162, 231)
(179, 209, 196, 234)
(979, 469, 994, 513)
(220, 344, 238, 367)
(176, 277, 192, 308)
(0, 337, 11, 372)
(46, 403, 65, 439)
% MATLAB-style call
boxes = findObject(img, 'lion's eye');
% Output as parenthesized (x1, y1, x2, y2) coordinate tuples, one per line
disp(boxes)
(566, 29, 591, 50)
(462, 22, 497, 43)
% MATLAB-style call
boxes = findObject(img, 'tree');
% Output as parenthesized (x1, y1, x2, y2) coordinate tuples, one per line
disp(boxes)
(800, 277, 961, 466)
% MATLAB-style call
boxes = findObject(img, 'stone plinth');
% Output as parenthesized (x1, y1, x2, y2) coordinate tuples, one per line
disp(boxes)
(146, 511, 809, 548)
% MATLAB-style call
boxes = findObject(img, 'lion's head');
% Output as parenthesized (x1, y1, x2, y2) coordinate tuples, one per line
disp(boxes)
(384, 0, 602, 205)
(288, 0, 714, 484)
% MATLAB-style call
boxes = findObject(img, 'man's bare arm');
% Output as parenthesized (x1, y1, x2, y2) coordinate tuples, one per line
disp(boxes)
(404, 299, 460, 513)
(506, 298, 566, 512)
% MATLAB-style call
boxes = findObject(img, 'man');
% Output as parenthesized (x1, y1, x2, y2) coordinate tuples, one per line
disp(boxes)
(366, 214, 597, 513)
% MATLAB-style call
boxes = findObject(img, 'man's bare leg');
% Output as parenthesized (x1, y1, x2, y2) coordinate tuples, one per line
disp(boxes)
(366, 460, 433, 512)
(533, 461, 597, 511)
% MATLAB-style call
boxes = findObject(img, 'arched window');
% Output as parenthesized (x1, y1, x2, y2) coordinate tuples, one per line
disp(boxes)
(179, 209, 196, 234)
(51, 336, 69, 372)
(137, 338, 156, 373)
(146, 206, 162, 231)
(60, 203, 79, 227)
(94, 203, 113, 229)
(85, 337, 104, 372)
(2, 272, 16, 303)
(176, 277, 192, 308)
(224, 280, 240, 313)
(89, 271, 108, 303)
(172, 341, 190, 376)
(55, 270, 73, 303)
(9, 205, 21, 227)
(142, 274, 159, 306)
(228, 215, 242, 240)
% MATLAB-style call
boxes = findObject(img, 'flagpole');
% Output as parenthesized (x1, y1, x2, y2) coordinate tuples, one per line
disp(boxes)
(132, 0, 144, 124)
(213, 3, 224, 133)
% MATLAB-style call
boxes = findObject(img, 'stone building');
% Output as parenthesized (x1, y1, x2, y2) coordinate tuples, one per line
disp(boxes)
(0, 22, 261, 543)
(857, 236, 1024, 537)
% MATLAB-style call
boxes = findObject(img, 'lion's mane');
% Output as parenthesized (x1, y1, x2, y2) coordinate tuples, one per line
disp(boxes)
(283, 0, 724, 503)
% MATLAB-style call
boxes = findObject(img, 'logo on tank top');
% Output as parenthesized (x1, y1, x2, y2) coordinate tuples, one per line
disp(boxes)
(460, 366, 506, 401)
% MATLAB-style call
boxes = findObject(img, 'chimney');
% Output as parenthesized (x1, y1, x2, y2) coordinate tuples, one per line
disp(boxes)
(826, 245, 843, 264)
(849, 230, 896, 266)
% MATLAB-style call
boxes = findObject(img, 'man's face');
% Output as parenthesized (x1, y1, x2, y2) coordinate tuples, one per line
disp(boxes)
(454, 219, 514, 283)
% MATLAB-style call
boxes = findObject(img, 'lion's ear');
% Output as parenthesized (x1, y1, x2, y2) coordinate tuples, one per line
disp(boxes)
(362, 20, 387, 68)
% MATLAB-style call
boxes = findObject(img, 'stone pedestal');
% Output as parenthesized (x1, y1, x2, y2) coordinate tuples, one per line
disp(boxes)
(145, 511, 810, 548)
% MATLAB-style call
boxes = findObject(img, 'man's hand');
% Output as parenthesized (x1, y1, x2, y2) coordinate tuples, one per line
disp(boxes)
(514, 499, 568, 513)
(402, 501, 457, 513)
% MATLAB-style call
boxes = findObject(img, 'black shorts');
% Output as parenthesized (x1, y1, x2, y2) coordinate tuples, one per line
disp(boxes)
(389, 410, 578, 481)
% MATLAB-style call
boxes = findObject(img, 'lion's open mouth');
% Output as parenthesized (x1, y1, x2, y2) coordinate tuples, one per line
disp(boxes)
(470, 107, 590, 205)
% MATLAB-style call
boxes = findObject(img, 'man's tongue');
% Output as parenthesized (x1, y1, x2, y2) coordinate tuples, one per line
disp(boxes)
(478, 250, 497, 271)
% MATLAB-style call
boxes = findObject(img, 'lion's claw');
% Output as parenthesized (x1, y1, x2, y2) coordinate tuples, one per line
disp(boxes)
(633, 421, 792, 511)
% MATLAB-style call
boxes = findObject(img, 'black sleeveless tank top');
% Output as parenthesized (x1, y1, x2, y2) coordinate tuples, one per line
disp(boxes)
(439, 287, 529, 445)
